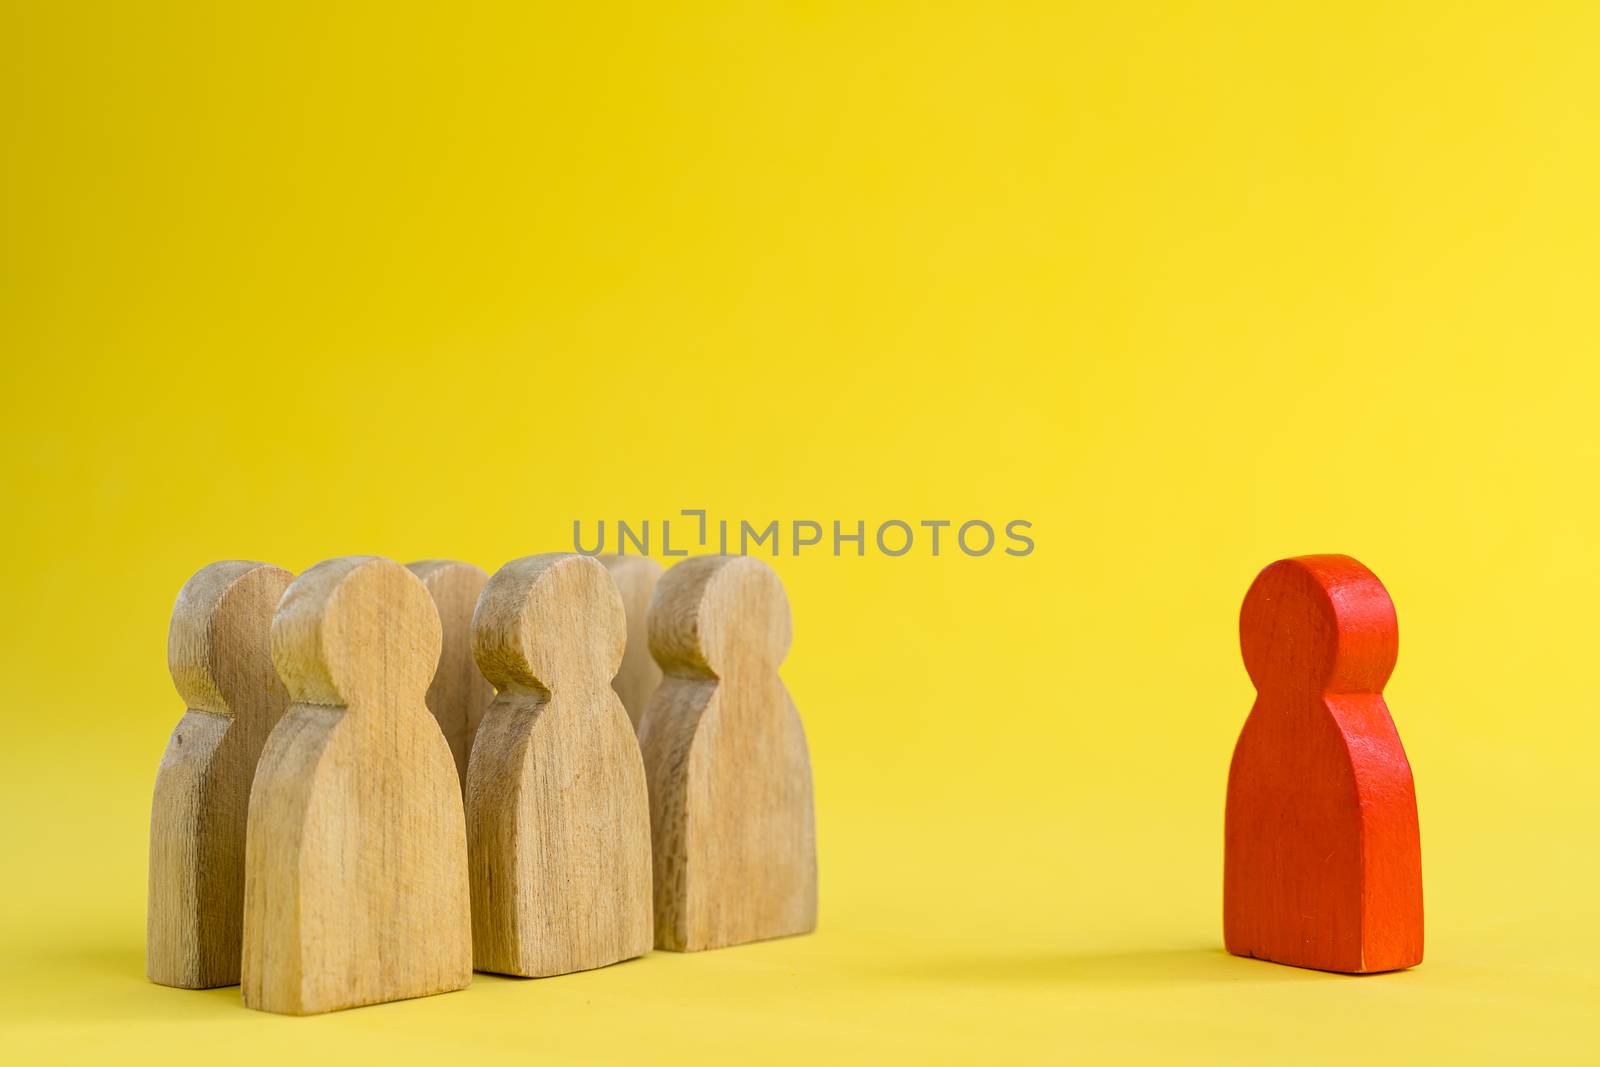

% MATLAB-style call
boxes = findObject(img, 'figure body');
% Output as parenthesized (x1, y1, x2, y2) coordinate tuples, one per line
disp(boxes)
(466, 554, 653, 976)
(148, 561, 292, 989)
(1225, 554, 1422, 973)
(242, 556, 471, 1014)
(639, 555, 817, 951)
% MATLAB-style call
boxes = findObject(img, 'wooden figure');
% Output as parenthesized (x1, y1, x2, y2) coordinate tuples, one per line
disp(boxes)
(242, 556, 471, 1014)
(408, 559, 493, 790)
(148, 561, 293, 989)
(466, 553, 652, 976)
(1225, 554, 1423, 973)
(597, 554, 663, 732)
(638, 555, 816, 951)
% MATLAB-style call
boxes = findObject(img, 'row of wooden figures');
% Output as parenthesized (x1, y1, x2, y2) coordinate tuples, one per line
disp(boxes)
(148, 552, 815, 1014)
(149, 549, 1425, 1014)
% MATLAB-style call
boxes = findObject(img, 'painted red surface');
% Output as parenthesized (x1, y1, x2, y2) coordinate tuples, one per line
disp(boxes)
(1224, 554, 1423, 973)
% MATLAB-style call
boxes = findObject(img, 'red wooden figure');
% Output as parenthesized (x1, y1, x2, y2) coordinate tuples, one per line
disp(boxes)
(1224, 554, 1423, 973)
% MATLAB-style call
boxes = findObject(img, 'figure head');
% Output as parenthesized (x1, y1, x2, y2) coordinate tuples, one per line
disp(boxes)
(471, 554, 626, 693)
(1239, 554, 1397, 695)
(271, 556, 443, 709)
(648, 555, 791, 679)
(168, 560, 293, 713)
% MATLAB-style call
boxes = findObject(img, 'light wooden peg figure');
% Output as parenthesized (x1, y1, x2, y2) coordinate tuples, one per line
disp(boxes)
(639, 555, 817, 951)
(467, 553, 653, 976)
(597, 554, 664, 731)
(148, 561, 293, 989)
(242, 556, 472, 1014)
(408, 559, 493, 789)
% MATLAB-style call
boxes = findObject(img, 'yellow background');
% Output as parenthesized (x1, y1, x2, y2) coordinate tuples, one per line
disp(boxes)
(3, 2, 1596, 1062)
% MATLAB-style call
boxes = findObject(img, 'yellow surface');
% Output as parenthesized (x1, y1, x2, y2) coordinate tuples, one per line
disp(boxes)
(2, 2, 1597, 1062)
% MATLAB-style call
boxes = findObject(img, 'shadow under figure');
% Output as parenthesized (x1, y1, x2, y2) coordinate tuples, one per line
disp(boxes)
(885, 945, 1336, 989)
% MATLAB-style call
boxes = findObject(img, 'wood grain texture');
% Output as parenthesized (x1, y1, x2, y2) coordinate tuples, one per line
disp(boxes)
(408, 560, 493, 790)
(466, 553, 653, 976)
(597, 554, 663, 732)
(638, 555, 817, 951)
(1224, 554, 1423, 973)
(242, 556, 472, 1014)
(148, 561, 293, 989)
